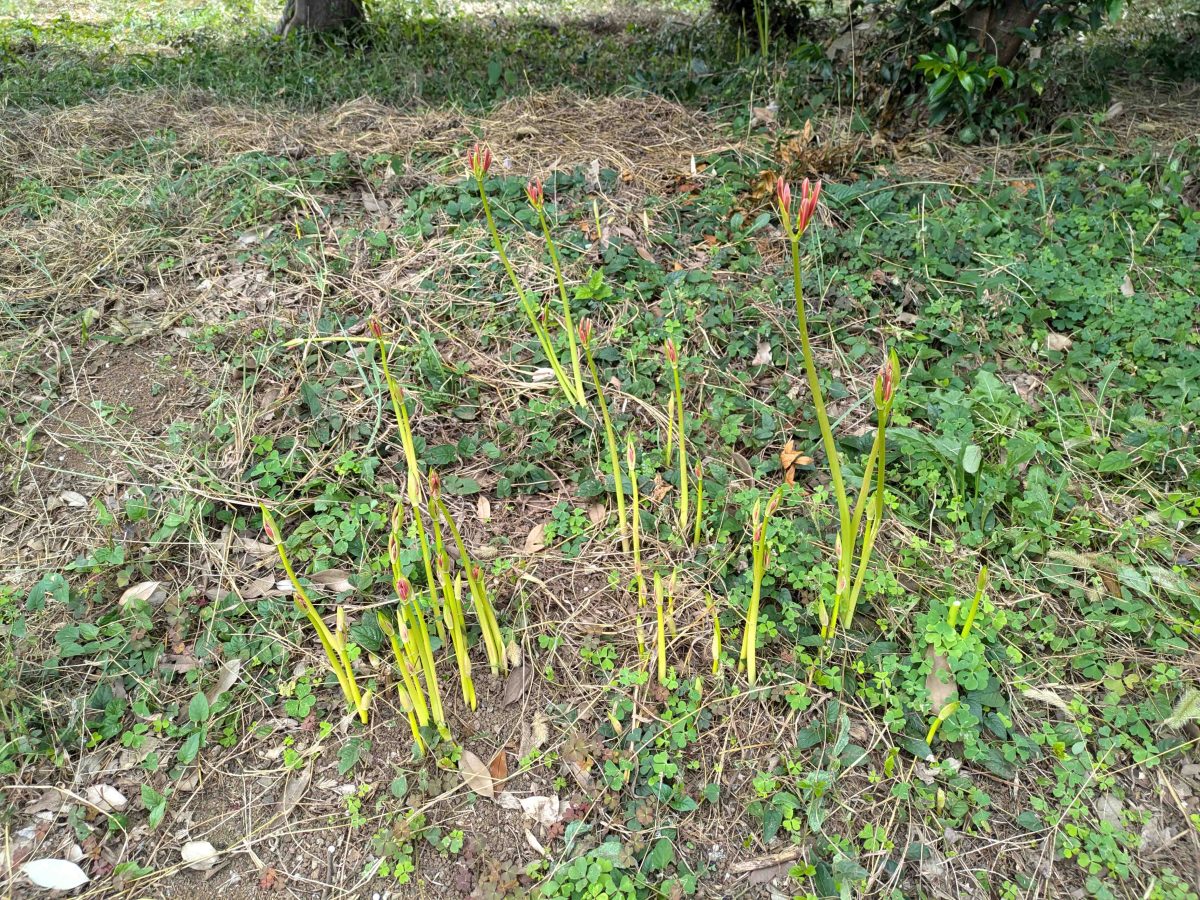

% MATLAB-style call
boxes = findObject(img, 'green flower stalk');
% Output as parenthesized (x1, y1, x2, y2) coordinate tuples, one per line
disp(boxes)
(579, 318, 628, 552)
(693, 460, 704, 546)
(468, 145, 580, 406)
(260, 504, 370, 724)
(663, 339, 689, 538)
(528, 178, 586, 403)
(628, 437, 647, 657)
(926, 700, 960, 746)
(775, 179, 900, 640)
(961, 565, 988, 638)
(705, 593, 721, 675)
(653, 571, 667, 684)
(739, 487, 781, 685)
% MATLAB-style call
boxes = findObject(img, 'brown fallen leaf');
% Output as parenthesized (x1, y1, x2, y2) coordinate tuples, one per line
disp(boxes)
(476, 496, 492, 522)
(279, 764, 312, 818)
(459, 750, 494, 799)
(241, 575, 278, 600)
(587, 502, 607, 527)
(1120, 273, 1135, 297)
(205, 659, 243, 706)
(649, 474, 672, 504)
(503, 663, 534, 706)
(524, 523, 547, 554)
(310, 569, 353, 593)
(488, 749, 509, 786)
(925, 645, 958, 711)
(1046, 332, 1073, 353)
(119, 581, 167, 606)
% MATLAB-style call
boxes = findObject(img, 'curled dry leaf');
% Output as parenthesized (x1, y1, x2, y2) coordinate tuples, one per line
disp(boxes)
(60, 491, 88, 508)
(523, 523, 547, 554)
(476, 496, 492, 522)
(119, 581, 167, 606)
(488, 749, 509, 786)
(310, 569, 353, 593)
(1046, 332, 1073, 353)
(181, 840, 219, 871)
(204, 659, 244, 706)
(503, 663, 534, 706)
(458, 750, 494, 799)
(241, 575, 278, 600)
(924, 645, 958, 712)
(84, 785, 127, 812)
(239, 536, 277, 556)
(21, 859, 89, 891)
(752, 341, 773, 366)
(587, 502, 607, 527)
(279, 764, 312, 818)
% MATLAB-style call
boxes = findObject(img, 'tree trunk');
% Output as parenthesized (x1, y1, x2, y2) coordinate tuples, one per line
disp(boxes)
(961, 0, 1045, 67)
(278, 0, 364, 36)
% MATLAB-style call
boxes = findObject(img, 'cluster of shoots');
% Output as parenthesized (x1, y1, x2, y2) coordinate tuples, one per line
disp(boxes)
(775, 177, 901, 643)
(468, 144, 584, 407)
(260, 505, 371, 724)
(739, 488, 782, 685)
(371, 319, 507, 751)
(579, 319, 628, 552)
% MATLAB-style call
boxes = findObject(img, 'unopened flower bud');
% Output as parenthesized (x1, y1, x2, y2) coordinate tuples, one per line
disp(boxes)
(663, 338, 678, 365)
(578, 318, 593, 347)
(525, 177, 544, 209)
(428, 470, 441, 497)
(368, 318, 384, 339)
(775, 176, 792, 211)
(466, 142, 493, 179)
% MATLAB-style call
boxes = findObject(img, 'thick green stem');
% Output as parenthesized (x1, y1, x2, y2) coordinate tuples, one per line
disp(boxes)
(539, 208, 586, 404)
(669, 360, 689, 536)
(584, 344, 628, 552)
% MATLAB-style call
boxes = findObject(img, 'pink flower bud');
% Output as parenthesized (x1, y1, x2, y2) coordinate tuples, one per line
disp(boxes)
(880, 356, 895, 405)
(263, 519, 276, 542)
(775, 177, 792, 211)
(626, 441, 636, 467)
(578, 318, 593, 347)
(663, 339, 678, 365)
(796, 179, 822, 234)
(396, 577, 412, 602)
(526, 178, 544, 209)
(397, 620, 411, 644)
(428, 470, 441, 497)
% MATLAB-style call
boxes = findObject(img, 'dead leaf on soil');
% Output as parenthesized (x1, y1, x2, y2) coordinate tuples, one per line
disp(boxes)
(181, 840, 219, 871)
(60, 491, 88, 508)
(752, 341, 773, 366)
(924, 645, 958, 711)
(239, 536, 276, 556)
(523, 523, 547, 554)
(488, 750, 509, 786)
(731, 451, 753, 477)
(476, 496, 492, 522)
(458, 750, 494, 799)
(525, 829, 547, 855)
(503, 663, 534, 706)
(205, 659, 243, 706)
(84, 785, 127, 812)
(310, 569, 353, 593)
(118, 581, 167, 606)
(649, 474, 671, 504)
(241, 575, 278, 600)
(279, 764, 312, 818)
(587, 502, 608, 527)
(1120, 273, 1135, 297)
(519, 711, 550, 759)
(1046, 332, 1073, 353)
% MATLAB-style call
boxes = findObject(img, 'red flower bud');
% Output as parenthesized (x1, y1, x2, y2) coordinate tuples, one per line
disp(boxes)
(263, 519, 276, 542)
(467, 142, 493, 179)
(428, 470, 441, 497)
(578, 318, 593, 347)
(396, 576, 412, 602)
(368, 318, 383, 339)
(663, 338, 678, 365)
(626, 441, 636, 467)
(796, 178, 822, 234)
(525, 177, 544, 209)
(775, 177, 792, 211)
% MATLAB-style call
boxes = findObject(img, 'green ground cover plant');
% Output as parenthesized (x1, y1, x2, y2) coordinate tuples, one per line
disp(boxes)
(1, 1, 1198, 898)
